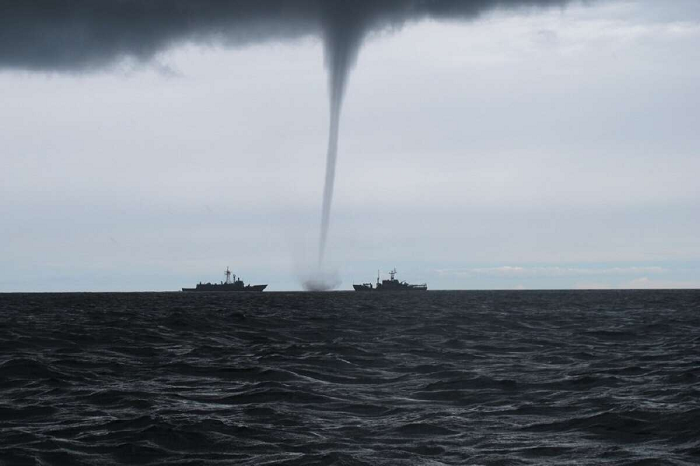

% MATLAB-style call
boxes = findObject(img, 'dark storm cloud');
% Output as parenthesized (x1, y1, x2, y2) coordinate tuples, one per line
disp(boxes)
(0, 1, 573, 72)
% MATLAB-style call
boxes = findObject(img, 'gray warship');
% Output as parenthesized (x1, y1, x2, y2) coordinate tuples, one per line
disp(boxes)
(353, 268, 427, 292)
(182, 267, 267, 292)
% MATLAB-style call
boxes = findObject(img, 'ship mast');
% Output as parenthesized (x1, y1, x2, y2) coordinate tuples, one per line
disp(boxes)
(390, 268, 397, 281)
(225, 267, 232, 284)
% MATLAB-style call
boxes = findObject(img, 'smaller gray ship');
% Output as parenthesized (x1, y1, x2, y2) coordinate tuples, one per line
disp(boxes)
(353, 268, 427, 292)
(182, 267, 267, 292)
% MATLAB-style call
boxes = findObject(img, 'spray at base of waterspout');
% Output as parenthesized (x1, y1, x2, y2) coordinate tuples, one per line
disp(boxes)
(302, 267, 341, 292)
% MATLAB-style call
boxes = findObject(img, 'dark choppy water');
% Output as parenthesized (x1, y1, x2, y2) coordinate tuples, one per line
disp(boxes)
(1, 290, 699, 465)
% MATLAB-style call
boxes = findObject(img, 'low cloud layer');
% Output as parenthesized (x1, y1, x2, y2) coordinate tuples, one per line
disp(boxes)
(0, 1, 575, 72)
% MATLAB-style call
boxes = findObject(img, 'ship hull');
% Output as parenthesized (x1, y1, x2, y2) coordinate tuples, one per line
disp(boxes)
(356, 288, 428, 292)
(353, 284, 373, 291)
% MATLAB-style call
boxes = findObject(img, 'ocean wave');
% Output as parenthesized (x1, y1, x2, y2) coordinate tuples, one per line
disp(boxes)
(1, 290, 699, 465)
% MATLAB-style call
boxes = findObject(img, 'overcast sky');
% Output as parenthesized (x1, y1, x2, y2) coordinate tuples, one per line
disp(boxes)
(1, 0, 699, 291)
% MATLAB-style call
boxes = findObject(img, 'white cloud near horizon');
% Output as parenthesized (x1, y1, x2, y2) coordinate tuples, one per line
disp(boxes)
(574, 277, 700, 290)
(436, 266, 668, 278)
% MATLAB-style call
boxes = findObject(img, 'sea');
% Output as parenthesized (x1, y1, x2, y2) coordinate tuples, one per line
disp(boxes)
(1, 290, 699, 465)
